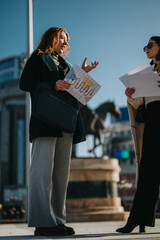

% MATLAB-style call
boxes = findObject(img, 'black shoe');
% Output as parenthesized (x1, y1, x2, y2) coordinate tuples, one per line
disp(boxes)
(59, 224, 75, 235)
(34, 226, 68, 236)
(116, 221, 146, 233)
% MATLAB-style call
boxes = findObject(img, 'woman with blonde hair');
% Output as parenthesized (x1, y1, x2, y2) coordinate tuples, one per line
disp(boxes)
(20, 27, 98, 236)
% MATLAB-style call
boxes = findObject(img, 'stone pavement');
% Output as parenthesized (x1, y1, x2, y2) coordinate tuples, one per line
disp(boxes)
(0, 219, 160, 240)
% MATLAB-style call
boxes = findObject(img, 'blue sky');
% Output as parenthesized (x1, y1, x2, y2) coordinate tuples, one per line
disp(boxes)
(1, 0, 160, 156)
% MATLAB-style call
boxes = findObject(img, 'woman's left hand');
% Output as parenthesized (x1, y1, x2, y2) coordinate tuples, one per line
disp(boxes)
(81, 57, 99, 73)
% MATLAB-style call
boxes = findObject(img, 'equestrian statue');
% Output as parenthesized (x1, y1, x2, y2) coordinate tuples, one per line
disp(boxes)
(80, 101, 121, 156)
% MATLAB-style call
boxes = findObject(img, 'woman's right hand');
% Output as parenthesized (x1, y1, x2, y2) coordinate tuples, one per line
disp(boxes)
(125, 87, 135, 98)
(55, 80, 71, 91)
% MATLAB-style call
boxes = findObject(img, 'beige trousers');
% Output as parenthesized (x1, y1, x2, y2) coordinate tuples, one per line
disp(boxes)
(28, 132, 73, 227)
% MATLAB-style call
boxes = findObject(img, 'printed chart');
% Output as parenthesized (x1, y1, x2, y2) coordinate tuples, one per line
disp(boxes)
(65, 65, 101, 105)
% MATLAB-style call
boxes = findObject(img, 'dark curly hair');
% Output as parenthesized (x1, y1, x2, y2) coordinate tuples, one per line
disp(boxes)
(150, 36, 160, 46)
(149, 36, 160, 63)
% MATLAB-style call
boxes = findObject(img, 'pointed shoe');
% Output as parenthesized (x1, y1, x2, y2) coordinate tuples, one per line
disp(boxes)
(116, 221, 143, 233)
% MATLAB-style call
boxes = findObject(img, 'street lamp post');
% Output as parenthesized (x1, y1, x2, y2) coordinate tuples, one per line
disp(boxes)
(26, 0, 33, 188)
(27, 0, 33, 55)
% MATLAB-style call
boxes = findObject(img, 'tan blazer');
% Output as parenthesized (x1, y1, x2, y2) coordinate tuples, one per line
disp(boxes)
(127, 99, 145, 180)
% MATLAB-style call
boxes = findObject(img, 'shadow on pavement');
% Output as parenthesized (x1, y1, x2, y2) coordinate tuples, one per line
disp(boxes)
(0, 232, 160, 239)
(0, 233, 118, 240)
(0, 236, 36, 240)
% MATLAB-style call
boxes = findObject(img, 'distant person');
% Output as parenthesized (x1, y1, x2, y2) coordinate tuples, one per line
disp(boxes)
(116, 36, 160, 233)
(19, 27, 98, 237)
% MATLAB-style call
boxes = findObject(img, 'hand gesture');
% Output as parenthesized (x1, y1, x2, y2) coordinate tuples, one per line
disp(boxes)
(55, 80, 70, 91)
(81, 57, 99, 73)
(125, 88, 135, 98)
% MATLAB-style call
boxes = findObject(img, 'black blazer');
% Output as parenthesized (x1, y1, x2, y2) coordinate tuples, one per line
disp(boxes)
(19, 50, 86, 144)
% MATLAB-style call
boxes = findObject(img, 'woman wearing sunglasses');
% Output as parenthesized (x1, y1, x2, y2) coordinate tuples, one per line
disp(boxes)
(116, 36, 160, 233)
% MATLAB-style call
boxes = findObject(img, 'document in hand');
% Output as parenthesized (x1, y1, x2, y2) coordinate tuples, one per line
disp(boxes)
(64, 65, 101, 105)
(119, 62, 160, 98)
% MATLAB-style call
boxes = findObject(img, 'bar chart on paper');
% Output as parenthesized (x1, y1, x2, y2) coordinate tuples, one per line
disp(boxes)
(64, 65, 101, 105)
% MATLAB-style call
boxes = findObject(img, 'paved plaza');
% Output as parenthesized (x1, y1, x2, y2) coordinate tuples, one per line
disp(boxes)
(0, 219, 160, 240)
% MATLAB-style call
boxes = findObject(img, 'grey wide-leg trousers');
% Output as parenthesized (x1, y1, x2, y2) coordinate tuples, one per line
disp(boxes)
(28, 132, 73, 227)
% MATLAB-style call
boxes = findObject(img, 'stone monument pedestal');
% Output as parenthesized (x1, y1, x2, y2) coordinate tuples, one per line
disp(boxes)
(66, 156, 129, 222)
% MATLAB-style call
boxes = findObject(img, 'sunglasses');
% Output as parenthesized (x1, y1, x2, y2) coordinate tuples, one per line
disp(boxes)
(143, 42, 157, 52)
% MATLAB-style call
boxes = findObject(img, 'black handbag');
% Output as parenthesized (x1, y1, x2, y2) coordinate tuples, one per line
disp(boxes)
(32, 82, 78, 133)
(135, 98, 146, 123)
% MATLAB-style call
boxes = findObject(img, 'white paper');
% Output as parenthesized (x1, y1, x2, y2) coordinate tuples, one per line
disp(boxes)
(119, 62, 152, 87)
(128, 73, 160, 98)
(127, 62, 152, 76)
(119, 62, 160, 98)
(64, 64, 101, 105)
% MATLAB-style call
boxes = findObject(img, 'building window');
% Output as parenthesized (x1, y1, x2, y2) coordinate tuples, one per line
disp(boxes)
(17, 119, 25, 185)
(121, 145, 126, 150)
(120, 131, 124, 137)
(127, 130, 131, 137)
(0, 59, 14, 71)
(0, 72, 14, 83)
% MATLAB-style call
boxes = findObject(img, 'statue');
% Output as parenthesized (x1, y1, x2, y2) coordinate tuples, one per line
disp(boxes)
(80, 101, 121, 155)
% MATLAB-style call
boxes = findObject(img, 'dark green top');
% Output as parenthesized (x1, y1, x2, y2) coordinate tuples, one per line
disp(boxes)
(19, 50, 86, 144)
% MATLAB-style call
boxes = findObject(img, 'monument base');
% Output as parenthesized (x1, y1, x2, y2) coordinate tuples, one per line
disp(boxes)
(66, 157, 129, 222)
(66, 198, 129, 222)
